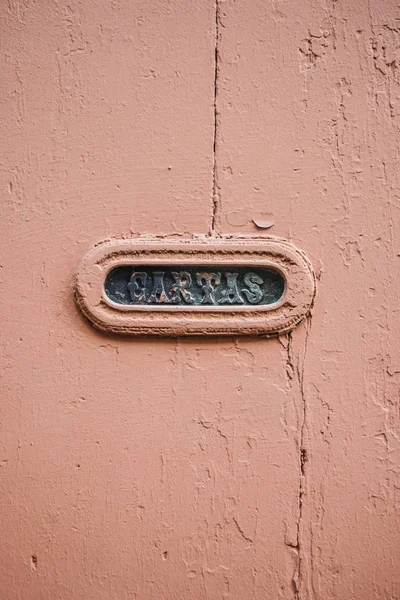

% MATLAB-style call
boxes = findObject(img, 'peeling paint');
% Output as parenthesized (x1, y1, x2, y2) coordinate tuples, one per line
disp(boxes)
(1, 0, 400, 598)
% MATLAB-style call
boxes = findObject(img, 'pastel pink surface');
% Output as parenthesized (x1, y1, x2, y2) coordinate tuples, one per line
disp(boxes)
(1, 1, 399, 599)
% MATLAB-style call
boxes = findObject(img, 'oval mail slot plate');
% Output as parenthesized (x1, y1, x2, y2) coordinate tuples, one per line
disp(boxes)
(75, 236, 315, 336)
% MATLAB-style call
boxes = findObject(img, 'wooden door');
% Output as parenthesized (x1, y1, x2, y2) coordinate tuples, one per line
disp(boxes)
(1, 1, 399, 598)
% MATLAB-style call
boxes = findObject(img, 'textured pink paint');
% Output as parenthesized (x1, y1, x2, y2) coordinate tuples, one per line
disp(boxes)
(1, 1, 400, 599)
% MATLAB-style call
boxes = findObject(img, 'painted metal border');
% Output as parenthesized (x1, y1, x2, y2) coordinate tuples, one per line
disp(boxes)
(75, 236, 316, 336)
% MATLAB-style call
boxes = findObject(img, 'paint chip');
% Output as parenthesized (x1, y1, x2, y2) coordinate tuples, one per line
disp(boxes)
(31, 555, 37, 571)
(252, 213, 274, 229)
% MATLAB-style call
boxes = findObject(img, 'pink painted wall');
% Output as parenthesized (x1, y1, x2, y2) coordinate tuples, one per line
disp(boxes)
(1, 1, 399, 598)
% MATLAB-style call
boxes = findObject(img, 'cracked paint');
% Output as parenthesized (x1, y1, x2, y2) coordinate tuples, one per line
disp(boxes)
(1, 0, 400, 599)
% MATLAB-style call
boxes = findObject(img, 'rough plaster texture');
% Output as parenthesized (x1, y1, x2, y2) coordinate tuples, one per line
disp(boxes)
(0, 1, 399, 599)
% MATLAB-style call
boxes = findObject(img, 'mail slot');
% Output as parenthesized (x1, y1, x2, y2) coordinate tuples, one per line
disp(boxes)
(75, 236, 315, 336)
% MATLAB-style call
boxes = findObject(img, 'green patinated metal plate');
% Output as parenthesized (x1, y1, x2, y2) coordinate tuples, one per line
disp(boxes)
(104, 265, 285, 307)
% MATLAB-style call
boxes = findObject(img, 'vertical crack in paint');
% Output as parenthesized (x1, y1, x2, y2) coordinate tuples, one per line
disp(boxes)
(211, 0, 220, 234)
(295, 316, 313, 599)
(282, 332, 302, 597)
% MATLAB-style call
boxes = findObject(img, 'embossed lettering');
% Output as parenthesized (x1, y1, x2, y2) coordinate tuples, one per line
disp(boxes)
(196, 272, 221, 305)
(242, 273, 264, 304)
(106, 266, 284, 307)
(128, 272, 147, 303)
(147, 271, 170, 304)
(219, 273, 244, 304)
(169, 271, 195, 304)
